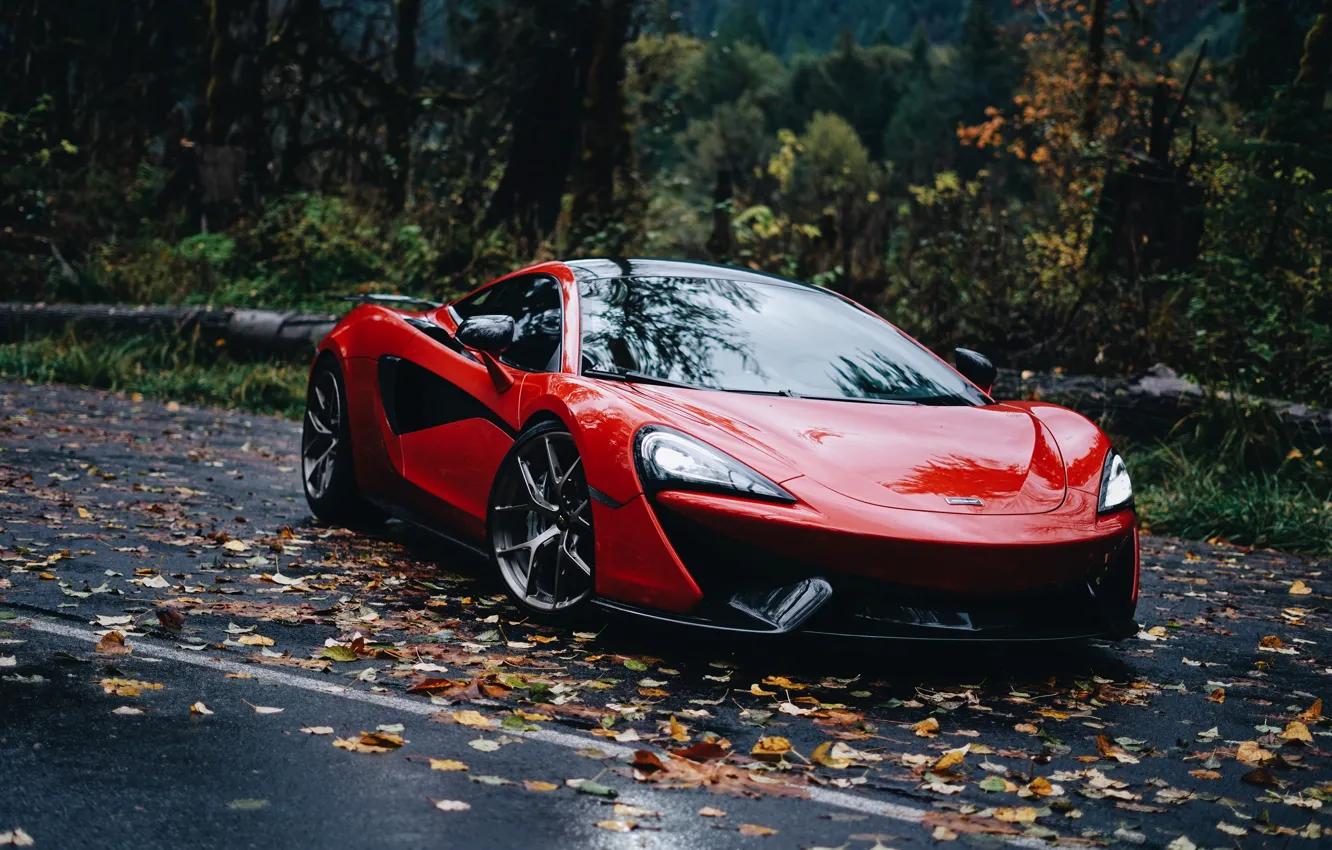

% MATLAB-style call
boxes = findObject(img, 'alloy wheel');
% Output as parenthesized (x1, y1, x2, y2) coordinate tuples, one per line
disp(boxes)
(491, 431, 594, 611)
(302, 369, 341, 500)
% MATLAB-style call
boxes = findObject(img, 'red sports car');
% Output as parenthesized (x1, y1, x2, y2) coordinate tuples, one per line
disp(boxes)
(303, 259, 1138, 640)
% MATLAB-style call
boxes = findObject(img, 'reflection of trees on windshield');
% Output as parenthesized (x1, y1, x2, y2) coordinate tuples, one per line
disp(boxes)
(580, 277, 764, 387)
(829, 350, 941, 401)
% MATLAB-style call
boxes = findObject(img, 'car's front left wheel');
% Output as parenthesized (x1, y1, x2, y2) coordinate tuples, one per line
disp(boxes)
(487, 421, 595, 616)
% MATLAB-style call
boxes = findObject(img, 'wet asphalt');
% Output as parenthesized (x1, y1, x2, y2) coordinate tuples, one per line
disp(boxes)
(1, 379, 1330, 849)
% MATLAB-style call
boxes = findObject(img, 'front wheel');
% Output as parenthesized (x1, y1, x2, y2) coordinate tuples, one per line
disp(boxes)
(487, 421, 595, 616)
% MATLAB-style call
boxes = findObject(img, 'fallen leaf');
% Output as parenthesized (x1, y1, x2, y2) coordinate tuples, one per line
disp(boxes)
(738, 824, 778, 837)
(451, 710, 493, 728)
(433, 799, 471, 812)
(1289, 580, 1313, 595)
(933, 744, 970, 772)
(430, 759, 468, 772)
(111, 706, 144, 716)
(468, 738, 501, 752)
(750, 736, 792, 761)
(613, 803, 660, 819)
(243, 701, 284, 715)
(1207, 688, 1225, 704)
(994, 807, 1038, 824)
(912, 716, 940, 737)
(236, 634, 274, 647)
(1279, 720, 1313, 743)
(334, 731, 404, 753)
(523, 780, 558, 792)
(222, 539, 250, 552)
(1236, 741, 1274, 765)
(698, 807, 727, 817)
(94, 631, 131, 655)
(0, 828, 34, 846)
(595, 821, 636, 833)
(300, 726, 334, 736)
(320, 645, 357, 662)
(1165, 837, 1196, 850)
(1299, 699, 1323, 722)
(189, 701, 214, 716)
(99, 678, 163, 696)
(1241, 768, 1282, 787)
(1216, 822, 1247, 837)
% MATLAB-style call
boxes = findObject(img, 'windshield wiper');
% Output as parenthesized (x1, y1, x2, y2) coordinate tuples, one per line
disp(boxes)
(582, 368, 701, 389)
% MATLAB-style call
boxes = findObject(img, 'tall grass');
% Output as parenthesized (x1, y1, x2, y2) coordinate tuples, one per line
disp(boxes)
(0, 329, 307, 418)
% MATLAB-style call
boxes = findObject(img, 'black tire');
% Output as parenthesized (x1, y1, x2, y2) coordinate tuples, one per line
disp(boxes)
(301, 355, 386, 528)
(486, 420, 596, 618)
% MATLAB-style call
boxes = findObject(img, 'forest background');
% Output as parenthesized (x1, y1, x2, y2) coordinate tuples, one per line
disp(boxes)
(2, 0, 1331, 551)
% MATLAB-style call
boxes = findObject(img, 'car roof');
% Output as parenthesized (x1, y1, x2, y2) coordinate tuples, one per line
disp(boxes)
(562, 258, 830, 295)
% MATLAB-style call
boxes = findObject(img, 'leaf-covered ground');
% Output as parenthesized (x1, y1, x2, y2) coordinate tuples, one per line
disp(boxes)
(1, 379, 1329, 849)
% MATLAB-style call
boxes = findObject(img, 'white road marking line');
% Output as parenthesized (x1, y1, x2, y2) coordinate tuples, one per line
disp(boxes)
(16, 613, 1049, 847)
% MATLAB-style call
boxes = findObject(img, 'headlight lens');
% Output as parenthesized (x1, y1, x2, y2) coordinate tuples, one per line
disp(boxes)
(1098, 450, 1133, 514)
(636, 427, 795, 503)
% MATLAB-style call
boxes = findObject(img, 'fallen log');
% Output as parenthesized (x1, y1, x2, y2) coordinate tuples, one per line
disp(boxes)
(997, 364, 1332, 447)
(0, 302, 338, 359)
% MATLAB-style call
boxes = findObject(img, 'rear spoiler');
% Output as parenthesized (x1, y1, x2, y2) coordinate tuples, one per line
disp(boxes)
(342, 294, 442, 310)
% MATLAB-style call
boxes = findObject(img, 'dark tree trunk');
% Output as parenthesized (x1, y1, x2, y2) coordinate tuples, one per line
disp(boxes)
(386, 0, 422, 210)
(483, 1, 602, 241)
(205, 0, 268, 219)
(568, 0, 634, 246)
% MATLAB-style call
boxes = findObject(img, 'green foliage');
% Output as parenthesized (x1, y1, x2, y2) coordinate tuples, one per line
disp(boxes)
(0, 330, 306, 418)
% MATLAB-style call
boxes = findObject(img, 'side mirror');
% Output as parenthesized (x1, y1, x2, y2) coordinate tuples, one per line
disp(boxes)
(954, 348, 996, 395)
(456, 315, 514, 355)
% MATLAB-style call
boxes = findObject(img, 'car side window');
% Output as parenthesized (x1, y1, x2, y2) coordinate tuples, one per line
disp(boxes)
(452, 275, 562, 372)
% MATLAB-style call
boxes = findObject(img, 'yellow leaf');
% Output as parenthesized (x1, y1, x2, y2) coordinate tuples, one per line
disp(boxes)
(750, 736, 792, 761)
(334, 731, 402, 753)
(1289, 580, 1313, 595)
(994, 807, 1038, 824)
(77, 507, 91, 519)
(913, 717, 940, 738)
(236, 634, 274, 646)
(638, 687, 669, 697)
(760, 675, 807, 690)
(932, 744, 970, 772)
(594, 821, 636, 833)
(523, 780, 558, 792)
(429, 759, 468, 771)
(1287, 448, 1304, 460)
(1280, 721, 1313, 743)
(451, 710, 492, 728)
(1026, 776, 1056, 796)
(698, 807, 727, 817)
(222, 539, 250, 552)
(98, 678, 163, 696)
(668, 715, 689, 743)
(529, 635, 559, 644)
(811, 741, 851, 769)
(1299, 699, 1323, 722)
(748, 684, 776, 696)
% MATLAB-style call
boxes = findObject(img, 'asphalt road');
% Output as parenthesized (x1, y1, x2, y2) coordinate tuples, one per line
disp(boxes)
(1, 379, 1329, 850)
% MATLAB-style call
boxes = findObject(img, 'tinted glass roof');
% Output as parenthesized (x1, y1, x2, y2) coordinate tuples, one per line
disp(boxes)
(563, 258, 826, 293)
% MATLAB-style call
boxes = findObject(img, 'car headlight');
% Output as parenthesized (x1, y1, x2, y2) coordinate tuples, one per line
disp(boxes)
(1098, 450, 1133, 514)
(636, 426, 795, 503)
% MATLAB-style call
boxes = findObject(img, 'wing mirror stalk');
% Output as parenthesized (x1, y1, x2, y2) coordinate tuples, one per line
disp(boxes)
(457, 314, 516, 393)
(954, 348, 997, 396)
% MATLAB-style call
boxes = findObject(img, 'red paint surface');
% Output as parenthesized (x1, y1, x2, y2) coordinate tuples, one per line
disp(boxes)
(312, 261, 1138, 616)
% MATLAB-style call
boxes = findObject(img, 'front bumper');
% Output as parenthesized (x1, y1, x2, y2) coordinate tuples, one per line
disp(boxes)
(591, 474, 1139, 640)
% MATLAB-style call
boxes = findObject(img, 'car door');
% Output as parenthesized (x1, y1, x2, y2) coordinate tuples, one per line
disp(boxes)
(388, 274, 564, 539)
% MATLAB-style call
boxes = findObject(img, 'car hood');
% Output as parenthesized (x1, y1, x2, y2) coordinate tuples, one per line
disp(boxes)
(634, 387, 1067, 515)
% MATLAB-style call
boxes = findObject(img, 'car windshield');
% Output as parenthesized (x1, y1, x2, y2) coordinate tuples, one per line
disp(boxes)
(578, 276, 988, 405)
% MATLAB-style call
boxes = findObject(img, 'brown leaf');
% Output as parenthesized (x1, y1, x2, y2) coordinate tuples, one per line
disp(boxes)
(1207, 688, 1225, 704)
(334, 731, 404, 754)
(1259, 635, 1285, 649)
(1299, 699, 1323, 722)
(920, 811, 1019, 837)
(698, 807, 727, 818)
(737, 824, 777, 837)
(1236, 741, 1274, 766)
(671, 740, 730, 762)
(94, 631, 131, 655)
(1241, 768, 1282, 788)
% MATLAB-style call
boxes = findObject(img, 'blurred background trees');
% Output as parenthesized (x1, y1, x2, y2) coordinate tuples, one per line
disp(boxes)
(1, 0, 1330, 410)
